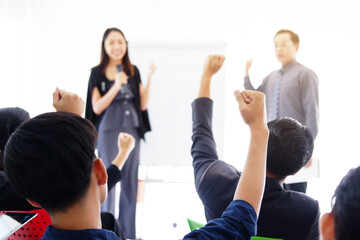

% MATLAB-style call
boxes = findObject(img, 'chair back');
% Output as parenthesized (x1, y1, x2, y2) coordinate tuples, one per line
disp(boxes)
(0, 209, 51, 240)
(251, 236, 283, 240)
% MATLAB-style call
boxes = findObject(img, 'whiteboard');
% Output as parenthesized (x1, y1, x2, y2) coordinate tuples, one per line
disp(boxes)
(129, 42, 226, 166)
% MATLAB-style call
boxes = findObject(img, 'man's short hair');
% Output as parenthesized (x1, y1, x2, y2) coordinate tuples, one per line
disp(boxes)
(4, 112, 97, 213)
(266, 118, 313, 179)
(275, 29, 300, 45)
(332, 166, 360, 239)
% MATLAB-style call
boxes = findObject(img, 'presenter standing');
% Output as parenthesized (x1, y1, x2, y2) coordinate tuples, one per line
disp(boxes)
(86, 28, 155, 239)
(244, 29, 319, 193)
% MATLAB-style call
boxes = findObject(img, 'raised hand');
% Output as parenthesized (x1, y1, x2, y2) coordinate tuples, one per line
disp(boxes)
(148, 62, 157, 77)
(53, 87, 85, 116)
(245, 59, 253, 77)
(234, 90, 267, 130)
(118, 132, 135, 155)
(203, 55, 225, 77)
(198, 55, 225, 98)
(112, 132, 136, 170)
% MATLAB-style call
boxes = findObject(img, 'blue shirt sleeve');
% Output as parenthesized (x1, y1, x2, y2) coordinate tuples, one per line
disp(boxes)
(183, 200, 257, 240)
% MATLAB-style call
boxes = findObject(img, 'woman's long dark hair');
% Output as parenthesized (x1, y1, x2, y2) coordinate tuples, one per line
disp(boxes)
(97, 28, 134, 76)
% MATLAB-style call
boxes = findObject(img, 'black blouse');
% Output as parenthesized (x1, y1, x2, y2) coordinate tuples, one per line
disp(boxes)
(85, 65, 151, 139)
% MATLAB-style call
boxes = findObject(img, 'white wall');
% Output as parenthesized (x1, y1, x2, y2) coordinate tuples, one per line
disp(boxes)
(1, 0, 360, 233)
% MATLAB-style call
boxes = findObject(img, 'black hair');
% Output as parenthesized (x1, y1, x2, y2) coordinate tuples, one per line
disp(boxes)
(266, 118, 314, 179)
(95, 27, 135, 76)
(332, 166, 360, 239)
(0, 107, 30, 171)
(4, 112, 97, 213)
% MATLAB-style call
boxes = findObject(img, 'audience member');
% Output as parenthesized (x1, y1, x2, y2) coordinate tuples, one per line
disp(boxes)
(1, 88, 134, 239)
(4, 111, 120, 239)
(184, 55, 269, 239)
(320, 166, 360, 240)
(192, 55, 319, 239)
(0, 107, 32, 210)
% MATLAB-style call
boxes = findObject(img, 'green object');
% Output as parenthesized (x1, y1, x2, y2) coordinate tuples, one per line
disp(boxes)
(251, 236, 283, 240)
(187, 218, 205, 231)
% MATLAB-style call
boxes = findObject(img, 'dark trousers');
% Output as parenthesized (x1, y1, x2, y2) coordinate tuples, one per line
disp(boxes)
(283, 182, 307, 193)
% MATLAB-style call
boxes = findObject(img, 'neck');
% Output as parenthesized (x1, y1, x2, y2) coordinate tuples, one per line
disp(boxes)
(281, 58, 296, 67)
(108, 59, 122, 67)
(50, 192, 102, 230)
(266, 172, 285, 183)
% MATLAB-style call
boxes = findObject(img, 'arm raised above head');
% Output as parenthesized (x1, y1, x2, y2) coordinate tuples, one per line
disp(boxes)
(233, 90, 269, 216)
(198, 55, 225, 99)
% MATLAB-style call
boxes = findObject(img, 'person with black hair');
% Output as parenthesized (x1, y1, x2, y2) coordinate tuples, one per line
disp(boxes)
(320, 166, 360, 240)
(193, 56, 319, 239)
(0, 107, 32, 210)
(184, 55, 269, 239)
(0, 89, 135, 239)
(4, 110, 130, 239)
(85, 28, 155, 239)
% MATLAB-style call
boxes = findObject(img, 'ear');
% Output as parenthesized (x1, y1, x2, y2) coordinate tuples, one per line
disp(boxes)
(294, 43, 299, 52)
(320, 212, 335, 240)
(93, 158, 108, 186)
(27, 199, 42, 208)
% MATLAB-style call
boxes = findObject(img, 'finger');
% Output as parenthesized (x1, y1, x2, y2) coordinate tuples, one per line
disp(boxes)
(234, 90, 246, 109)
(241, 91, 253, 104)
(53, 87, 60, 104)
(220, 56, 225, 65)
(58, 89, 69, 99)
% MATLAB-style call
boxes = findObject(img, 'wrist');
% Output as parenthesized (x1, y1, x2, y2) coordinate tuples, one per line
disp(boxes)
(202, 72, 214, 79)
(250, 125, 269, 137)
(118, 148, 130, 158)
(113, 84, 121, 91)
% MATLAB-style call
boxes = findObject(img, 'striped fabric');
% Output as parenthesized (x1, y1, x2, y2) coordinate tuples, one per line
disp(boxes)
(268, 69, 283, 121)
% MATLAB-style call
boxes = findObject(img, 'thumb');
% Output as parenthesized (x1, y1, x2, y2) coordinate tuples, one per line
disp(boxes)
(234, 90, 247, 110)
(53, 87, 60, 105)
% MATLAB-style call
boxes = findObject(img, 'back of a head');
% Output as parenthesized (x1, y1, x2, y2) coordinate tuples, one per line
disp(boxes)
(4, 112, 97, 213)
(266, 118, 314, 179)
(332, 166, 360, 239)
(0, 107, 30, 170)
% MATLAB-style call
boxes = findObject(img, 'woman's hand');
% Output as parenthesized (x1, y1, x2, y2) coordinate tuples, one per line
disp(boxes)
(148, 62, 157, 77)
(114, 72, 128, 90)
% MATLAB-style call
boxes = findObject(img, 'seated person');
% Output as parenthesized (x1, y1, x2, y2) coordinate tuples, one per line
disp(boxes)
(191, 56, 319, 239)
(320, 166, 360, 240)
(0, 89, 134, 239)
(0, 107, 33, 210)
(184, 55, 269, 239)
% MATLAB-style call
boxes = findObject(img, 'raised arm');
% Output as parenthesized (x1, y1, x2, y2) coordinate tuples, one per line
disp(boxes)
(245, 59, 252, 78)
(198, 55, 225, 98)
(139, 62, 156, 111)
(112, 132, 135, 170)
(244, 59, 257, 90)
(233, 90, 269, 216)
(192, 55, 227, 197)
(107, 132, 135, 191)
(184, 57, 269, 240)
